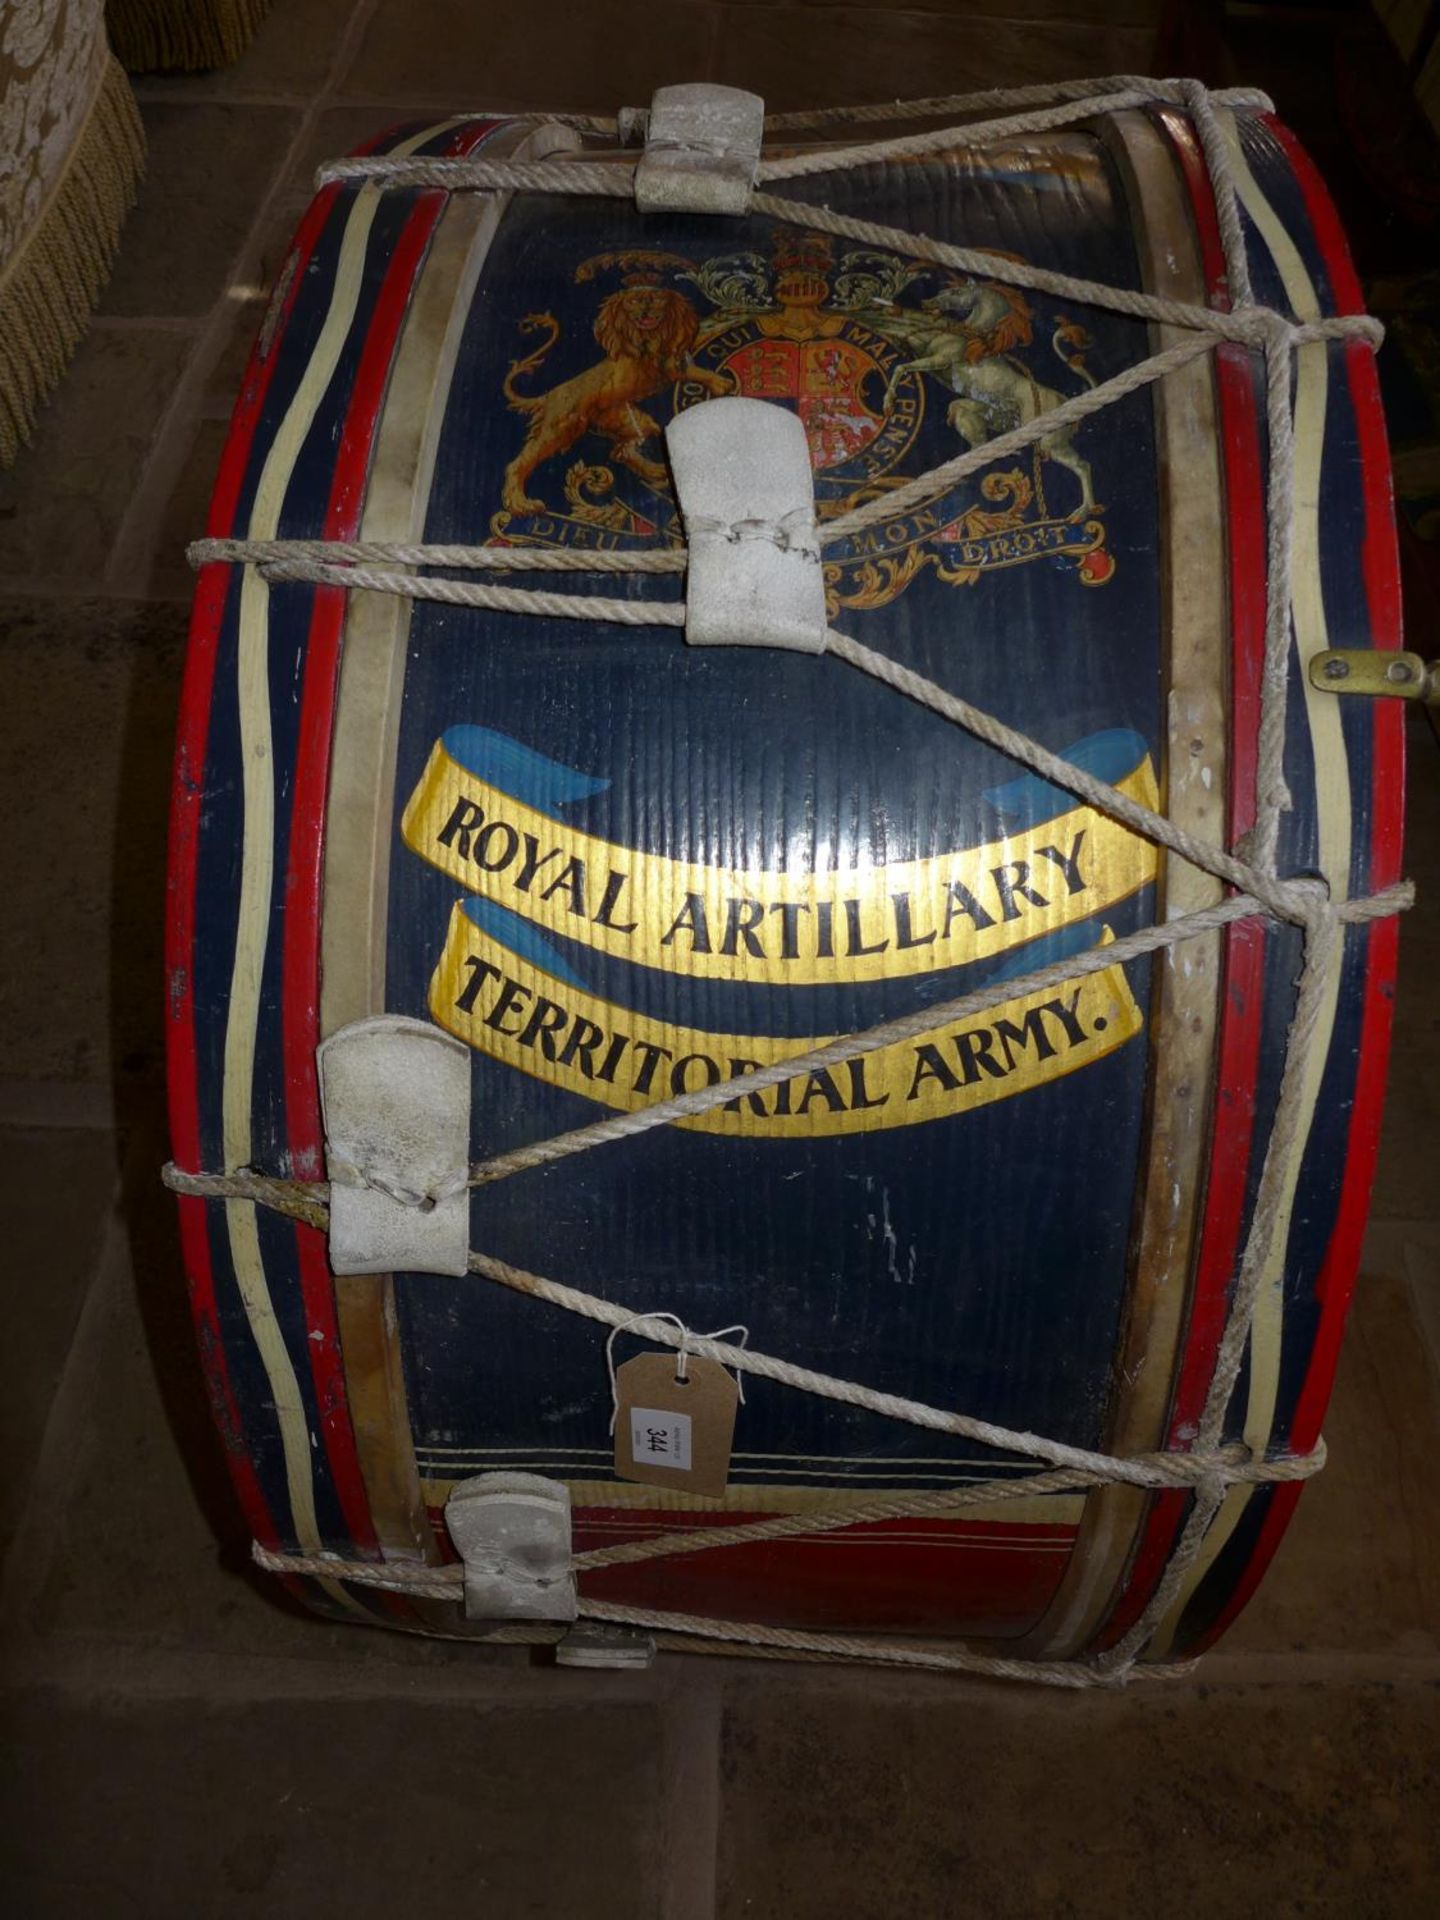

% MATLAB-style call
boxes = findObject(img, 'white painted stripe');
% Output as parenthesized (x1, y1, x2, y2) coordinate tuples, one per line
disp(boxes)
(218, 122, 457, 1584)
(223, 187, 383, 1571)
(1152, 117, 1349, 1653)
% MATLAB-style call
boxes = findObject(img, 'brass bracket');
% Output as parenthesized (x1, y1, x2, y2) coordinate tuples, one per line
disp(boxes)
(1308, 650, 1438, 706)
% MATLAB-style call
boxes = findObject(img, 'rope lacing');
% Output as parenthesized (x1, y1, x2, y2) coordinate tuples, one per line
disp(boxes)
(169, 76, 1412, 1690)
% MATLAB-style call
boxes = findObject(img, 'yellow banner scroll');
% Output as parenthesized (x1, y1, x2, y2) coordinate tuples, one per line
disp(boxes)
(429, 905, 1145, 1139)
(402, 741, 1160, 988)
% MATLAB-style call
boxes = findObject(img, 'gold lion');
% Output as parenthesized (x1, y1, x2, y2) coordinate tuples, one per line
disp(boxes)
(499, 285, 731, 516)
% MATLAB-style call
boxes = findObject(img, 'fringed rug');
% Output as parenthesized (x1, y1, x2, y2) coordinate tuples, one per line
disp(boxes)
(1, 4, 146, 467)
(106, 0, 275, 73)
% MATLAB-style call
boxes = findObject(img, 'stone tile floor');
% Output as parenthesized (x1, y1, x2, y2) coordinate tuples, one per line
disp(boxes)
(1, 1, 1438, 1913)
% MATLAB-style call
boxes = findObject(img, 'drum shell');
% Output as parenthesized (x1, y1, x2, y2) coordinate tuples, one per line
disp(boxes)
(166, 103, 1405, 1655)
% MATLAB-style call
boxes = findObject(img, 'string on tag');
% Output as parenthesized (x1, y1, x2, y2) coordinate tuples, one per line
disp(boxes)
(606, 1312, 749, 1433)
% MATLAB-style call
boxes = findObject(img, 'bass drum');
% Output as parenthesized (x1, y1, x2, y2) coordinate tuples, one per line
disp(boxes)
(167, 89, 1405, 1665)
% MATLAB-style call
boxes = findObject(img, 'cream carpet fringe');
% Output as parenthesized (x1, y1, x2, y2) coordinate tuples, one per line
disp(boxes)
(106, 0, 273, 73)
(0, 54, 145, 469)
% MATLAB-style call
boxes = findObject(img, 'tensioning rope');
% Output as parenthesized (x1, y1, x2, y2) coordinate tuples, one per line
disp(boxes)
(168, 76, 1411, 1688)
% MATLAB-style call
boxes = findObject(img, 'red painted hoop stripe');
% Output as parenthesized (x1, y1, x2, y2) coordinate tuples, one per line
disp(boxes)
(1187, 118, 1405, 1653)
(279, 191, 448, 1558)
(278, 122, 502, 1564)
(166, 180, 344, 1562)
(166, 119, 476, 1579)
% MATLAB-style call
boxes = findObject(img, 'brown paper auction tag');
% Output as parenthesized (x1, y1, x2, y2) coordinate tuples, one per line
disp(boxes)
(613, 1351, 738, 1498)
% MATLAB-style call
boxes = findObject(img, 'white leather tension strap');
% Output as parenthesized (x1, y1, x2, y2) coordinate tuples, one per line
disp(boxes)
(633, 83, 764, 214)
(666, 396, 829, 654)
(445, 1473, 578, 1623)
(317, 1014, 470, 1278)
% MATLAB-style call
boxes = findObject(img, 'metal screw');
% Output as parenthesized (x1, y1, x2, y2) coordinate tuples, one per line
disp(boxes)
(1323, 656, 1350, 680)
(1385, 659, 1413, 684)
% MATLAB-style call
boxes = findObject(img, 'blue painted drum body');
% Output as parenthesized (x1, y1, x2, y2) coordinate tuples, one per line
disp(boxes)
(167, 96, 1405, 1659)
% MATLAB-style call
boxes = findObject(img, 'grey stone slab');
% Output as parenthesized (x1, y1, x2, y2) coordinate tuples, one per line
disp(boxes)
(0, 598, 186, 1085)
(1, 1119, 526, 1672)
(1373, 708, 1440, 1225)
(99, 105, 302, 320)
(710, 5, 1158, 110)
(0, 1686, 665, 1920)
(1223, 1272, 1440, 1659)
(1401, 1230, 1440, 1385)
(0, 1128, 117, 1554)
(1, 1124, 332, 1663)
(339, 0, 719, 108)
(0, 1082, 117, 1129)
(146, 418, 227, 596)
(0, 332, 195, 585)
(716, 1673, 1440, 1919)
(202, 281, 281, 421)
(198, 103, 464, 418)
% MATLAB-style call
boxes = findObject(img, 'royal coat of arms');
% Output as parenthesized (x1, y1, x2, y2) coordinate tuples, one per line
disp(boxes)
(491, 233, 1115, 612)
